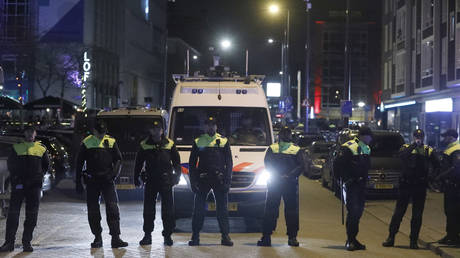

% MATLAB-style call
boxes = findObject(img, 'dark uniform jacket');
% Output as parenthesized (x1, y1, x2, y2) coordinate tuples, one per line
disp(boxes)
(399, 143, 438, 184)
(76, 134, 122, 182)
(264, 141, 306, 180)
(189, 133, 233, 187)
(134, 136, 181, 185)
(439, 141, 460, 188)
(7, 141, 50, 188)
(334, 138, 371, 182)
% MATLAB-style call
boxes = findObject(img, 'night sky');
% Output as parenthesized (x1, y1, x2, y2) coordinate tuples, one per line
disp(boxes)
(168, 0, 382, 79)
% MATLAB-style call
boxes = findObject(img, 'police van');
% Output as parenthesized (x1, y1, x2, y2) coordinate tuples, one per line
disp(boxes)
(168, 72, 274, 219)
(96, 108, 168, 192)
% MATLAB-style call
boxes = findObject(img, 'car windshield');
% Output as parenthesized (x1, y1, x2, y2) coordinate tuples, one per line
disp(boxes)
(370, 134, 405, 157)
(100, 117, 163, 152)
(170, 107, 271, 146)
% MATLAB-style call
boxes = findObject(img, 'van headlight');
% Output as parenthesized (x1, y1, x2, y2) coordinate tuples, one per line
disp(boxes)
(255, 170, 271, 186)
(178, 174, 187, 185)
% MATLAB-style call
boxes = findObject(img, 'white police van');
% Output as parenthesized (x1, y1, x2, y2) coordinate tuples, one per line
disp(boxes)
(168, 72, 273, 219)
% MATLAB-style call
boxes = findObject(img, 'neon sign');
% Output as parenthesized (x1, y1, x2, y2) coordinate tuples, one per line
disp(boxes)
(82, 51, 91, 113)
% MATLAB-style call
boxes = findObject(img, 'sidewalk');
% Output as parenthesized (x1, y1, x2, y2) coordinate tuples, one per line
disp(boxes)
(365, 191, 460, 258)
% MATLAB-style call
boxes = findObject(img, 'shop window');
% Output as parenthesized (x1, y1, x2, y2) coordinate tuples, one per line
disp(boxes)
(396, 6, 406, 43)
(422, 0, 434, 30)
(395, 52, 405, 91)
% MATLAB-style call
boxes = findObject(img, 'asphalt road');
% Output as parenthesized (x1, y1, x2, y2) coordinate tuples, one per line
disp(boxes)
(0, 177, 440, 257)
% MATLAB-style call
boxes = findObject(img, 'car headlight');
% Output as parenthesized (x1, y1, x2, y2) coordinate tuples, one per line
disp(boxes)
(256, 170, 271, 186)
(178, 174, 187, 185)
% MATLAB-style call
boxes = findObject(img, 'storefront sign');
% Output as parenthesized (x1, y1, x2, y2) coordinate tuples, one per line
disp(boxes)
(81, 51, 91, 112)
(425, 98, 453, 112)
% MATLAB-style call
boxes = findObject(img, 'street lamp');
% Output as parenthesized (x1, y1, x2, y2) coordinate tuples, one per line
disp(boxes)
(358, 101, 366, 108)
(268, 3, 280, 14)
(193, 55, 198, 60)
(268, 38, 274, 44)
(221, 39, 232, 50)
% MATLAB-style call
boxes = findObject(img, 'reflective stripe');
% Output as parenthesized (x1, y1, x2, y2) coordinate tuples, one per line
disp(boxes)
(341, 138, 371, 155)
(83, 135, 116, 149)
(140, 138, 174, 150)
(194, 133, 228, 148)
(13, 141, 47, 157)
(444, 141, 460, 156)
(269, 142, 300, 155)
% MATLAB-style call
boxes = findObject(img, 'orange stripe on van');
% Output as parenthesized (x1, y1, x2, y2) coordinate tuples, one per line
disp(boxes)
(232, 162, 254, 172)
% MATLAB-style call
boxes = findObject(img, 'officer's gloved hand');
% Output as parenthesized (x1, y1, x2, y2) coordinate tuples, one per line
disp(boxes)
(134, 177, 142, 188)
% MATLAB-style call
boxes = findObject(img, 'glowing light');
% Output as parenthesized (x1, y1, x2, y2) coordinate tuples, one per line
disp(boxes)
(358, 101, 365, 107)
(193, 55, 198, 60)
(425, 98, 453, 112)
(221, 39, 232, 49)
(267, 83, 281, 97)
(384, 100, 416, 109)
(256, 170, 271, 185)
(268, 4, 280, 14)
(268, 38, 274, 44)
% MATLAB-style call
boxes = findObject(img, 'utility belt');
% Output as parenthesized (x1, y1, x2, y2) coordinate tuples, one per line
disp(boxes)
(141, 170, 174, 184)
(83, 171, 114, 183)
(343, 176, 366, 186)
(198, 170, 226, 185)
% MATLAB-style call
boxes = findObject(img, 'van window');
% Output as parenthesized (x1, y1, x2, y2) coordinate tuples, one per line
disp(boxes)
(171, 107, 271, 146)
(99, 117, 163, 152)
(370, 134, 405, 157)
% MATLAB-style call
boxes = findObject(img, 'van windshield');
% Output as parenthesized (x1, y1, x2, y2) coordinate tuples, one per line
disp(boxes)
(99, 117, 163, 152)
(170, 107, 271, 146)
(370, 134, 405, 157)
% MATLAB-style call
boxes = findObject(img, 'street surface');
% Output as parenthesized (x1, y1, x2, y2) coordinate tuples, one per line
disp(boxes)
(0, 177, 443, 257)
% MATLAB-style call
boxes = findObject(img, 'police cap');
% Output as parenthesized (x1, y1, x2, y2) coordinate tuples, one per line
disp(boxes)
(279, 126, 292, 137)
(441, 129, 458, 139)
(152, 120, 163, 128)
(413, 129, 425, 138)
(94, 120, 107, 134)
(204, 116, 217, 125)
(358, 126, 372, 136)
(23, 125, 36, 133)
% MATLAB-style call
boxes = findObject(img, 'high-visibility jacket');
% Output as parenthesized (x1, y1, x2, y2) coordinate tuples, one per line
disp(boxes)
(335, 138, 371, 181)
(7, 141, 50, 187)
(264, 141, 305, 180)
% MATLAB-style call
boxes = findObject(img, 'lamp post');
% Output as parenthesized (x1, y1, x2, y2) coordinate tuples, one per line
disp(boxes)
(304, 0, 312, 132)
(268, 3, 290, 98)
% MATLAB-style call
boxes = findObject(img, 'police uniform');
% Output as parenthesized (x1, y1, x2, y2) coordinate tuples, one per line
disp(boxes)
(188, 131, 233, 246)
(134, 134, 181, 245)
(258, 139, 306, 247)
(76, 132, 127, 248)
(383, 135, 438, 248)
(438, 137, 460, 244)
(335, 136, 371, 250)
(1, 140, 49, 252)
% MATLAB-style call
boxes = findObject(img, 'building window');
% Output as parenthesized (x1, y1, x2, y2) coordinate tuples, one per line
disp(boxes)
(395, 52, 405, 92)
(422, 0, 434, 30)
(396, 6, 406, 44)
(421, 39, 434, 79)
(2, 0, 31, 41)
(384, 62, 388, 90)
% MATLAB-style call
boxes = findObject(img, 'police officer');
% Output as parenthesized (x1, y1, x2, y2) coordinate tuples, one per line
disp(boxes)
(0, 126, 50, 252)
(334, 126, 372, 251)
(436, 129, 460, 245)
(188, 116, 233, 246)
(76, 121, 128, 249)
(257, 126, 306, 247)
(134, 120, 181, 246)
(382, 129, 438, 249)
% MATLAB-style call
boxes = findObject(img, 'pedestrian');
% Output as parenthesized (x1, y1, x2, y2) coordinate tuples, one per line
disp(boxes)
(75, 121, 128, 249)
(257, 126, 306, 247)
(334, 126, 373, 251)
(382, 129, 439, 249)
(188, 116, 234, 246)
(436, 129, 460, 245)
(134, 120, 181, 246)
(0, 126, 50, 252)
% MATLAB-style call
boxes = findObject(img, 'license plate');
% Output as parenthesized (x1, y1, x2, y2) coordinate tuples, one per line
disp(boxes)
(207, 202, 238, 211)
(374, 183, 394, 189)
(116, 184, 136, 190)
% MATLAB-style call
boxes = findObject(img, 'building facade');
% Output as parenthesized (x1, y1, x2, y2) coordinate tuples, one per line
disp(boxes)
(381, 0, 460, 146)
(0, 0, 167, 110)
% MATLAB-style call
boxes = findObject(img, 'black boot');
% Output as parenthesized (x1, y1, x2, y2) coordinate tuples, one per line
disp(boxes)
(346, 240, 357, 251)
(221, 234, 233, 246)
(22, 242, 33, 252)
(188, 233, 200, 246)
(139, 234, 152, 246)
(288, 237, 299, 247)
(257, 235, 271, 247)
(354, 239, 366, 250)
(111, 236, 128, 248)
(410, 240, 419, 249)
(0, 242, 14, 252)
(91, 235, 103, 248)
(382, 236, 395, 247)
(438, 235, 460, 245)
(164, 235, 173, 246)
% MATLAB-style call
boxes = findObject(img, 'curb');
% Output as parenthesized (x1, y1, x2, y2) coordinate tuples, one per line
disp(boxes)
(363, 208, 458, 258)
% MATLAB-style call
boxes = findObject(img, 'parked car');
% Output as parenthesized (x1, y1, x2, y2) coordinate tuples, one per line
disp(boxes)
(293, 132, 325, 148)
(304, 141, 334, 179)
(321, 129, 405, 197)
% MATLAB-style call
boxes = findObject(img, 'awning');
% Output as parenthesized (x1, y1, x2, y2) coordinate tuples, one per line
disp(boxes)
(24, 96, 79, 113)
(0, 96, 23, 110)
